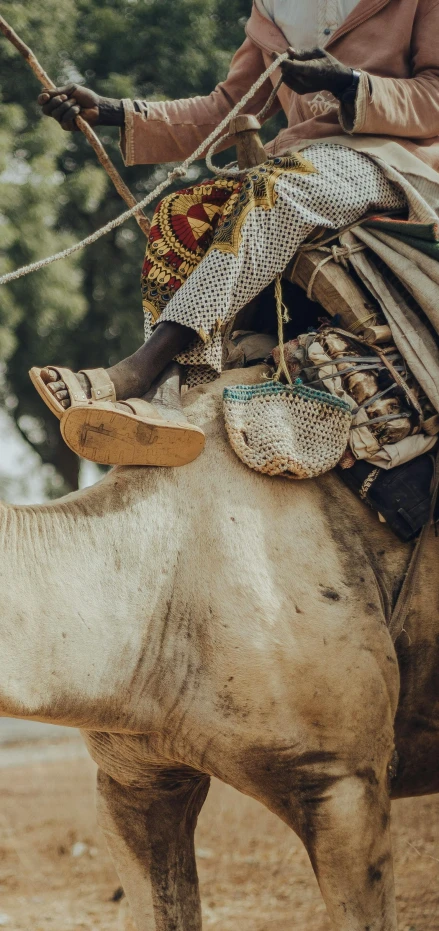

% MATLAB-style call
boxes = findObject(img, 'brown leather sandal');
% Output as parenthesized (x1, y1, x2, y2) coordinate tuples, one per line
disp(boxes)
(60, 397, 205, 467)
(29, 366, 116, 420)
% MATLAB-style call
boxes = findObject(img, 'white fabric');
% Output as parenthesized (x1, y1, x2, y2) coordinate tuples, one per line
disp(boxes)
(254, 0, 361, 49)
(149, 145, 405, 385)
(292, 138, 439, 216)
(341, 227, 439, 414)
(367, 434, 438, 469)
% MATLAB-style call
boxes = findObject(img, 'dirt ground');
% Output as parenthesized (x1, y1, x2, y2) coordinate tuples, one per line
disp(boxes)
(0, 732, 437, 931)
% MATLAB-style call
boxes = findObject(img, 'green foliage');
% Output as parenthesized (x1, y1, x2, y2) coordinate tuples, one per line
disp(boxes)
(0, 0, 281, 491)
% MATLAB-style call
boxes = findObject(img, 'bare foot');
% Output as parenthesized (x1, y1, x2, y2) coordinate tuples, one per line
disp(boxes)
(45, 369, 91, 409)
(44, 357, 151, 410)
(43, 322, 194, 410)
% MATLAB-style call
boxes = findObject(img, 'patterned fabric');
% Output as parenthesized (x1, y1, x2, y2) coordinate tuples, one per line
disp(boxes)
(141, 177, 237, 324)
(141, 144, 406, 387)
(209, 155, 315, 257)
(141, 154, 315, 328)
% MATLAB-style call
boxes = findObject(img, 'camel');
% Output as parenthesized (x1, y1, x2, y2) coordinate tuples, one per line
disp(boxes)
(0, 365, 438, 931)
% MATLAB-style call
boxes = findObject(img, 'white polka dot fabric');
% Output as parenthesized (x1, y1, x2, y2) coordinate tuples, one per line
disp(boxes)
(145, 145, 406, 386)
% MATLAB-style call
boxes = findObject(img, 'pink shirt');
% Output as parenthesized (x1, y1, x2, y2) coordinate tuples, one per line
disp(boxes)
(121, 0, 439, 181)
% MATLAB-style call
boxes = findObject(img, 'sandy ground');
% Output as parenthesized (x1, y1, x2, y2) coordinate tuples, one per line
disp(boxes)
(0, 724, 437, 931)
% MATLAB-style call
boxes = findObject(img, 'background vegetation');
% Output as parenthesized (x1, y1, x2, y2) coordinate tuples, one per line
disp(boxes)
(0, 0, 283, 492)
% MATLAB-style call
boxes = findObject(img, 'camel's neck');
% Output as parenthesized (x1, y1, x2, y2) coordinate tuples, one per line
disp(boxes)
(0, 473, 182, 729)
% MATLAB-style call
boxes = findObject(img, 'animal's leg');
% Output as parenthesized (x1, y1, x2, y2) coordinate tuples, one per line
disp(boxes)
(96, 767, 210, 931)
(290, 762, 397, 930)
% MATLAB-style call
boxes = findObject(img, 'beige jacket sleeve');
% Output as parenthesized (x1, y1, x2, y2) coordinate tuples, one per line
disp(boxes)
(120, 37, 280, 166)
(340, 1, 439, 139)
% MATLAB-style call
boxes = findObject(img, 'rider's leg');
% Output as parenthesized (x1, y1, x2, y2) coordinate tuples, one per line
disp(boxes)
(45, 146, 405, 408)
(44, 177, 238, 410)
(153, 146, 406, 386)
(46, 320, 195, 410)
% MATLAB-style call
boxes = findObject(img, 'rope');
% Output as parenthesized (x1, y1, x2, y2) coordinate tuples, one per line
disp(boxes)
(303, 243, 367, 301)
(205, 69, 287, 178)
(273, 276, 293, 385)
(349, 312, 378, 332)
(289, 212, 398, 303)
(289, 235, 367, 302)
(0, 54, 288, 287)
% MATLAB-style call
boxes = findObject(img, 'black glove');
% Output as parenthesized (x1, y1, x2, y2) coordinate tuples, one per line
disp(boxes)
(280, 47, 355, 99)
(38, 84, 124, 130)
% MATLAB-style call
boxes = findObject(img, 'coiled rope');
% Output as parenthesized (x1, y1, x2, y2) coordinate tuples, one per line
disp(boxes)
(0, 53, 289, 287)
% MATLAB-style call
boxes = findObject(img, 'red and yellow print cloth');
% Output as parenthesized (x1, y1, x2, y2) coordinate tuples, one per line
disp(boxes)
(141, 154, 316, 325)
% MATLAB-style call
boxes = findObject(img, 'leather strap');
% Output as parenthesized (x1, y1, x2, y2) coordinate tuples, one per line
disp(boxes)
(374, 346, 424, 428)
(389, 446, 439, 642)
(49, 367, 87, 404)
(79, 368, 116, 403)
(120, 398, 165, 420)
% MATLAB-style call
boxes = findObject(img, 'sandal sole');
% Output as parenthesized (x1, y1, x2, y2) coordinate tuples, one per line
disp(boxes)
(60, 403, 205, 467)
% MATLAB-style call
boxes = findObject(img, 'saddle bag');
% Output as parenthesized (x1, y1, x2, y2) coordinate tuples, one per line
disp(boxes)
(223, 379, 352, 479)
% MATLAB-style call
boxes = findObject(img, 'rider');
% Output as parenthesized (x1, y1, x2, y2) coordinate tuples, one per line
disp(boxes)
(35, 0, 439, 466)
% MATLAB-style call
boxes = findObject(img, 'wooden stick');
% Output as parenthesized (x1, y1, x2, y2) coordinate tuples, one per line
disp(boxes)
(363, 324, 392, 345)
(228, 115, 267, 170)
(0, 14, 150, 237)
(286, 249, 381, 333)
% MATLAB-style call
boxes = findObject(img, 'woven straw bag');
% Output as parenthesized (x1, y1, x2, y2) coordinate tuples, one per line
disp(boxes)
(223, 380, 352, 479)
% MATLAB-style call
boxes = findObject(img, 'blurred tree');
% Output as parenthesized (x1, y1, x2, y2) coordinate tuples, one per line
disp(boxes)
(0, 0, 284, 492)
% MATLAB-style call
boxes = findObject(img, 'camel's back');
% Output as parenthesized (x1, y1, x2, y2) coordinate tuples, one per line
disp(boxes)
(172, 370, 398, 687)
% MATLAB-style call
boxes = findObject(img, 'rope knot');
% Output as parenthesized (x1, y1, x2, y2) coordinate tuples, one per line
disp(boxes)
(331, 244, 350, 268)
(169, 167, 188, 181)
(293, 239, 368, 302)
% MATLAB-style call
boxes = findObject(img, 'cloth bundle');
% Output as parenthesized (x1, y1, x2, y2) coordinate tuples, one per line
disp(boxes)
(223, 380, 352, 479)
(272, 328, 439, 470)
(340, 220, 439, 416)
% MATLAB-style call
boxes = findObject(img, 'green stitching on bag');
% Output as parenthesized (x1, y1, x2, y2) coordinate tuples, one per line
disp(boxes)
(223, 379, 351, 414)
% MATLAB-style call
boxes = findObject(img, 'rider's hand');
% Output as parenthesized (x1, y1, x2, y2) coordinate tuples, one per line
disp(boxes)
(38, 84, 100, 131)
(280, 47, 354, 98)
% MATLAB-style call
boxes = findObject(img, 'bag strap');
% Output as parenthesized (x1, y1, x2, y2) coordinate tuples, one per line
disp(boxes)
(389, 446, 439, 642)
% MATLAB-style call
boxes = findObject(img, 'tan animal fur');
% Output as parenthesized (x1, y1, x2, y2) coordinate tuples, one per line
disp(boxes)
(0, 367, 438, 931)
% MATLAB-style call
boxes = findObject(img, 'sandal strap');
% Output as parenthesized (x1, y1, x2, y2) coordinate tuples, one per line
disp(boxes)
(122, 398, 164, 420)
(79, 368, 116, 403)
(48, 367, 88, 404)
(121, 398, 165, 420)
